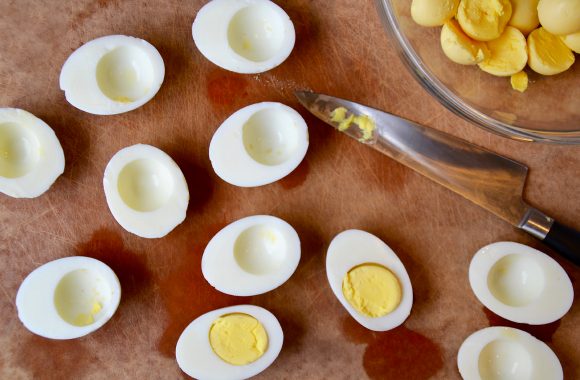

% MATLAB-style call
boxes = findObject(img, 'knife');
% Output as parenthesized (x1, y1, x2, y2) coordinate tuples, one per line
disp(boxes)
(295, 91, 580, 264)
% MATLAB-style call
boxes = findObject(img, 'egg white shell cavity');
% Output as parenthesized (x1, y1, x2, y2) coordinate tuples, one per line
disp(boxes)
(176, 305, 283, 380)
(192, 0, 295, 74)
(103, 144, 189, 239)
(326, 229, 413, 331)
(209, 102, 308, 187)
(457, 326, 563, 380)
(16, 256, 121, 340)
(202, 215, 300, 296)
(0, 108, 65, 198)
(60, 35, 165, 115)
(469, 242, 573, 325)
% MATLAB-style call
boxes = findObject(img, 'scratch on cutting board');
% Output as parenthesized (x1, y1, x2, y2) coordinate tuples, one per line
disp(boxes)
(0, 208, 52, 236)
(46, 195, 75, 242)
(0, 281, 13, 305)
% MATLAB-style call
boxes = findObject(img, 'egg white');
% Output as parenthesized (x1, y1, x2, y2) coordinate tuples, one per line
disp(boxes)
(16, 256, 121, 340)
(60, 35, 164, 115)
(326, 229, 413, 331)
(202, 215, 301, 296)
(209, 102, 309, 187)
(176, 305, 283, 380)
(469, 242, 573, 325)
(457, 326, 563, 380)
(103, 144, 189, 239)
(192, 0, 295, 74)
(0, 108, 64, 198)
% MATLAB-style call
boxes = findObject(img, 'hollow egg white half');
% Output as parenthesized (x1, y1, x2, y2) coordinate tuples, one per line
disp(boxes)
(457, 326, 563, 380)
(0, 108, 64, 198)
(326, 230, 413, 331)
(209, 102, 308, 187)
(60, 35, 165, 115)
(16, 256, 121, 340)
(202, 215, 300, 296)
(192, 0, 295, 74)
(103, 144, 189, 239)
(176, 305, 283, 380)
(469, 242, 573, 325)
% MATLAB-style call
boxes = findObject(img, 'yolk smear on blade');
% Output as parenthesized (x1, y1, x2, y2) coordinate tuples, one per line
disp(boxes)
(209, 313, 269, 365)
(353, 115, 376, 141)
(330, 107, 376, 140)
(342, 263, 402, 318)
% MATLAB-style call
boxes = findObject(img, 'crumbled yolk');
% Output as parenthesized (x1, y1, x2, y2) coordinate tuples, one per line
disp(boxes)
(510, 71, 528, 92)
(73, 301, 102, 326)
(209, 313, 268, 366)
(330, 107, 376, 141)
(353, 115, 376, 141)
(342, 263, 402, 318)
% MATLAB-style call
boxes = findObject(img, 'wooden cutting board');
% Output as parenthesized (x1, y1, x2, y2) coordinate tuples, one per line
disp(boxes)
(1, 1, 579, 379)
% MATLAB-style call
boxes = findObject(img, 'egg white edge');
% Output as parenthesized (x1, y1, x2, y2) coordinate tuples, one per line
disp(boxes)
(0, 108, 65, 198)
(201, 214, 301, 296)
(209, 102, 309, 187)
(192, 0, 295, 74)
(469, 241, 573, 325)
(59, 34, 165, 115)
(103, 144, 189, 239)
(175, 304, 284, 380)
(457, 326, 563, 380)
(326, 229, 413, 331)
(15, 256, 121, 340)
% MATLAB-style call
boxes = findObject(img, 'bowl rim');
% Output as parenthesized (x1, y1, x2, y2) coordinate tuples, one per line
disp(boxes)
(375, 0, 580, 145)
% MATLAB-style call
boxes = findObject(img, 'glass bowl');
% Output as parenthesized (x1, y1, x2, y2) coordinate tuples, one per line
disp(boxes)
(376, 0, 580, 144)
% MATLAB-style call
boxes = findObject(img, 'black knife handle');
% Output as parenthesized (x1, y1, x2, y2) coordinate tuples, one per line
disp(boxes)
(544, 221, 580, 265)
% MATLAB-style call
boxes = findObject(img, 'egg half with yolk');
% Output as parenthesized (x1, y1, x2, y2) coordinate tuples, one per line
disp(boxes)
(326, 229, 413, 331)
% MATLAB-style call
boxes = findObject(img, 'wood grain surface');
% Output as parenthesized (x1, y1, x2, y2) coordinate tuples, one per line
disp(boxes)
(1, 1, 579, 379)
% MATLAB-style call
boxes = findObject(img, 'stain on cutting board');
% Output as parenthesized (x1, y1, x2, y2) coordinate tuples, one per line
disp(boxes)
(342, 316, 444, 380)
(156, 222, 250, 358)
(482, 307, 561, 343)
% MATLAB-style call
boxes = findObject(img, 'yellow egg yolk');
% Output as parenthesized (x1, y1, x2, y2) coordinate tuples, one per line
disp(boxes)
(510, 71, 529, 92)
(478, 26, 528, 76)
(209, 313, 268, 366)
(342, 263, 402, 318)
(330, 107, 376, 141)
(73, 301, 102, 326)
(441, 19, 490, 65)
(457, 0, 513, 41)
(528, 27, 576, 75)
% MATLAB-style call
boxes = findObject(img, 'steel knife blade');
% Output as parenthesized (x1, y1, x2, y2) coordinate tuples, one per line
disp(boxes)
(295, 91, 580, 263)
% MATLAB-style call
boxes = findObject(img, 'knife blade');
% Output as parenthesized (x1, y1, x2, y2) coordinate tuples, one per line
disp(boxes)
(295, 91, 580, 264)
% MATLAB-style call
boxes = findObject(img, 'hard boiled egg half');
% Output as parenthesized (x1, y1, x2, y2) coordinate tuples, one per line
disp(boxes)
(103, 144, 189, 238)
(60, 35, 165, 115)
(458, 326, 563, 380)
(469, 242, 573, 325)
(326, 230, 413, 331)
(176, 305, 283, 380)
(0, 108, 64, 198)
(16, 256, 121, 339)
(202, 215, 301, 296)
(209, 102, 309, 187)
(192, 0, 295, 74)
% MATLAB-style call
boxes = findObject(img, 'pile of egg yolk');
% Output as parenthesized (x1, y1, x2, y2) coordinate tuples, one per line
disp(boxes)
(411, 0, 579, 92)
(342, 263, 402, 318)
(209, 313, 269, 365)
